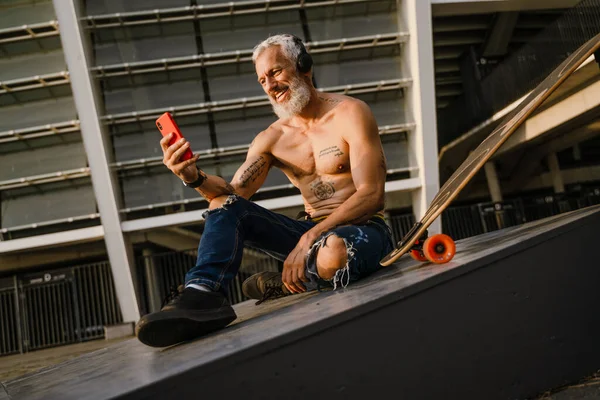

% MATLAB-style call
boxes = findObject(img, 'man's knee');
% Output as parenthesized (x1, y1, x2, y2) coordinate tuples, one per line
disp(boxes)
(316, 235, 348, 280)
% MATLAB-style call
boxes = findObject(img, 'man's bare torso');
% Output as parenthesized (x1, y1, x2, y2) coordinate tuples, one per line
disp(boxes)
(263, 93, 372, 218)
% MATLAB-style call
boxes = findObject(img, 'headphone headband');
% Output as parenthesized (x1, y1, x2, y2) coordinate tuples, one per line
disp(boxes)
(288, 34, 313, 74)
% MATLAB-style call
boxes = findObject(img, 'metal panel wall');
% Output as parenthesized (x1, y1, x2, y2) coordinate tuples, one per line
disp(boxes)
(20, 271, 78, 352)
(0, 262, 123, 355)
(0, 0, 98, 238)
(0, 278, 20, 356)
(387, 213, 415, 244)
(2, 183, 97, 229)
(73, 262, 123, 341)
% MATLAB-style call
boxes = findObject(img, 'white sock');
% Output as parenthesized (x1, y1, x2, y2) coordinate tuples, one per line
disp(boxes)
(185, 283, 212, 292)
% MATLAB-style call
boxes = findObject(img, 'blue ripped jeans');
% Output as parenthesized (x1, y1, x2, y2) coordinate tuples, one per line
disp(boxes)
(185, 195, 394, 293)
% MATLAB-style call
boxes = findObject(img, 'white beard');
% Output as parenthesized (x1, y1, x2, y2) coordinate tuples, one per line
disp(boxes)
(269, 75, 311, 119)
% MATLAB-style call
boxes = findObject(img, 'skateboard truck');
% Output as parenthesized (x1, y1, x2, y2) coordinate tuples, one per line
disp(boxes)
(395, 222, 455, 264)
(410, 231, 429, 252)
(396, 222, 426, 249)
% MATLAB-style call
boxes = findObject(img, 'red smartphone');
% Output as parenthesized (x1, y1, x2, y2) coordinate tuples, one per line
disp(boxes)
(156, 112, 193, 161)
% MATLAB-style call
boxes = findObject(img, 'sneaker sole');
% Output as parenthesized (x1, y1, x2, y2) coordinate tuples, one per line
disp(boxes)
(136, 307, 237, 348)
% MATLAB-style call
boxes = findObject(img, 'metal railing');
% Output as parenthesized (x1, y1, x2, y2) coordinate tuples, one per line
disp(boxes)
(0, 262, 123, 356)
(0, 167, 90, 191)
(388, 186, 600, 244)
(0, 120, 80, 144)
(0, 21, 60, 44)
(83, 0, 385, 29)
(120, 167, 416, 215)
(114, 123, 414, 173)
(20, 278, 79, 352)
(440, 188, 600, 240)
(0, 280, 20, 356)
(140, 247, 280, 309)
(0, 214, 100, 240)
(103, 78, 411, 125)
(441, 204, 485, 241)
(0, 86, 411, 146)
(93, 33, 407, 78)
(0, 71, 70, 95)
(387, 213, 416, 244)
(73, 262, 122, 340)
(0, 166, 415, 238)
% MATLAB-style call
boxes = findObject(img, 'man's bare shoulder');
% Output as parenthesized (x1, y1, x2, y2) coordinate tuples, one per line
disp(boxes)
(324, 95, 378, 142)
(249, 121, 285, 153)
(320, 92, 372, 116)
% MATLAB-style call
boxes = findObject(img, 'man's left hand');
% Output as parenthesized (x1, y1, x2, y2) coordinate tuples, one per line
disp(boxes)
(282, 231, 319, 293)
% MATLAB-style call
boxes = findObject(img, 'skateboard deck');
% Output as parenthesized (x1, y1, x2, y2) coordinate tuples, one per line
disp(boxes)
(380, 32, 600, 266)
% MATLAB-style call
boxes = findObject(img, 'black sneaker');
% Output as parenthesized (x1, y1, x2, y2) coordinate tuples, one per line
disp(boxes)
(135, 286, 237, 347)
(242, 272, 292, 305)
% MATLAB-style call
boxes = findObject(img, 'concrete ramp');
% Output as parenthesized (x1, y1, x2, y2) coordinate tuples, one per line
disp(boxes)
(3, 206, 600, 400)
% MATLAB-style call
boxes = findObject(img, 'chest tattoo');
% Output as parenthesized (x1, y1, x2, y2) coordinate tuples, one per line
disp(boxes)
(310, 178, 336, 200)
(319, 145, 344, 158)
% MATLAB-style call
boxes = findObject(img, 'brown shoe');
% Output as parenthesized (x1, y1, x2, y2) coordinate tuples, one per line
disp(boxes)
(242, 271, 292, 305)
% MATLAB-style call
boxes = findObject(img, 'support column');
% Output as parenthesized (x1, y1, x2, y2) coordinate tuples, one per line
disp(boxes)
(53, 0, 140, 322)
(398, 0, 441, 232)
(484, 161, 505, 230)
(572, 144, 581, 161)
(484, 162, 503, 203)
(142, 248, 162, 314)
(547, 152, 565, 194)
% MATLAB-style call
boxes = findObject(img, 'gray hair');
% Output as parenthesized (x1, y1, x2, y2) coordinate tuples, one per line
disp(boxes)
(252, 34, 303, 65)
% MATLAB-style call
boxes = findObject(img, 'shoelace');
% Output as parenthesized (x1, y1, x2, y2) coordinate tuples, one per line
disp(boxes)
(161, 285, 183, 308)
(256, 279, 286, 305)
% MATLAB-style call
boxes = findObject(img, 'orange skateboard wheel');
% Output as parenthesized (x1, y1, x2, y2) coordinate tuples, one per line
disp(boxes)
(422, 234, 456, 264)
(410, 250, 428, 262)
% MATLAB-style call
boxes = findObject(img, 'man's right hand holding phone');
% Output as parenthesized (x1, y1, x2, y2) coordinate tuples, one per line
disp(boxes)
(160, 133, 201, 184)
(157, 113, 238, 201)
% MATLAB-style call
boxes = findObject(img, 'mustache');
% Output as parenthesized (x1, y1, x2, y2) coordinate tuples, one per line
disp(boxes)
(269, 86, 288, 96)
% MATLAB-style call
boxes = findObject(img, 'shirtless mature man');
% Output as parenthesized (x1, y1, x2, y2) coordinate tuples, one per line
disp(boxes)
(135, 34, 393, 347)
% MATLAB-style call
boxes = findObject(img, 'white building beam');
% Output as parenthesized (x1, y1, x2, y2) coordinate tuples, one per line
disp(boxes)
(482, 11, 519, 58)
(52, 0, 140, 323)
(547, 153, 565, 194)
(398, 0, 441, 233)
(484, 162, 503, 202)
(496, 79, 600, 157)
(0, 226, 104, 254)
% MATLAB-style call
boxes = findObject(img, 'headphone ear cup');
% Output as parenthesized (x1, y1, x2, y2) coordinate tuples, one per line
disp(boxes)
(297, 53, 313, 73)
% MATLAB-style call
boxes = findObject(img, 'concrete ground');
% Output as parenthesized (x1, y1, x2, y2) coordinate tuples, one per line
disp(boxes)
(0, 336, 132, 382)
(0, 339, 598, 399)
(532, 371, 600, 400)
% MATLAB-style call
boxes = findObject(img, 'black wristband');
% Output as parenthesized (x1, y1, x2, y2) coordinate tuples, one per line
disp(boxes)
(183, 168, 207, 188)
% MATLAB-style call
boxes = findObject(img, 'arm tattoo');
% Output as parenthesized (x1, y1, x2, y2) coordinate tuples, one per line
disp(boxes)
(196, 171, 236, 201)
(310, 178, 335, 200)
(223, 182, 236, 193)
(319, 146, 344, 158)
(239, 156, 267, 187)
